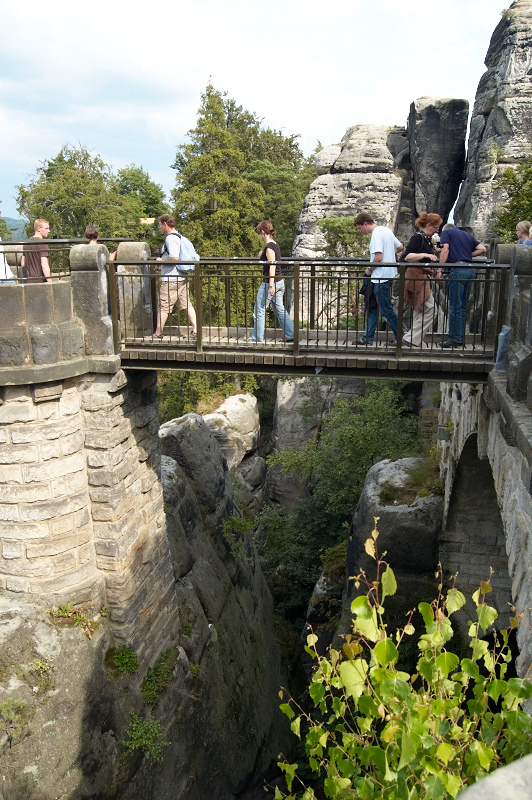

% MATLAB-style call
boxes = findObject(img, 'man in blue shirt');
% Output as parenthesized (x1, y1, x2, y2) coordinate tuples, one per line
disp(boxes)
(437, 224, 486, 348)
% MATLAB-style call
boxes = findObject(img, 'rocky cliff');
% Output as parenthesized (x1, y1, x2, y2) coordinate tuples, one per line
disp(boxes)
(293, 98, 468, 257)
(454, 0, 532, 239)
(0, 411, 288, 800)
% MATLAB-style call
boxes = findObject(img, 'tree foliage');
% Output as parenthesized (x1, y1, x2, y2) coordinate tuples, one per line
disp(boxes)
(260, 382, 420, 620)
(16, 144, 164, 239)
(317, 216, 368, 258)
(0, 215, 11, 240)
(493, 158, 532, 241)
(172, 83, 316, 256)
(276, 529, 532, 799)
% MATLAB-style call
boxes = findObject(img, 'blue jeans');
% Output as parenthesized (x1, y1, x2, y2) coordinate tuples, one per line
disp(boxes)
(361, 280, 399, 343)
(251, 280, 294, 342)
(448, 266, 475, 344)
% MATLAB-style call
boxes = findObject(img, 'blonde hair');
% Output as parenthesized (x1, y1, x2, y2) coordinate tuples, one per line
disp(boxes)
(34, 218, 49, 232)
(517, 220, 531, 237)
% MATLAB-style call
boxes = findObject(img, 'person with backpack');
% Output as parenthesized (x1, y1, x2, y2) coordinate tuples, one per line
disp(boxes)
(153, 214, 198, 339)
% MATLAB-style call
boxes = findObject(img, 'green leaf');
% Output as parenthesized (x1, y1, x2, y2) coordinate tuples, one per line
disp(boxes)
(338, 660, 368, 700)
(309, 682, 325, 705)
(280, 703, 294, 719)
(436, 742, 455, 765)
(381, 566, 397, 602)
(324, 776, 351, 796)
(460, 658, 480, 679)
(477, 604, 498, 631)
(507, 678, 532, 699)
(380, 677, 410, 702)
(399, 732, 417, 769)
(443, 772, 462, 798)
(418, 602, 434, 628)
(423, 774, 446, 800)
(374, 638, 399, 667)
(486, 679, 507, 702)
(446, 588, 466, 615)
(435, 652, 459, 677)
(291, 716, 301, 738)
(278, 761, 298, 791)
(351, 595, 372, 618)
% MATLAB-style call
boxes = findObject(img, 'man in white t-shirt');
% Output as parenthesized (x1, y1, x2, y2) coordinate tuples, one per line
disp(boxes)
(354, 212, 403, 345)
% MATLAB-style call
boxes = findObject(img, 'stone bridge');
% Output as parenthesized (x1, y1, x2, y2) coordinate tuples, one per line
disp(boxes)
(1, 241, 532, 677)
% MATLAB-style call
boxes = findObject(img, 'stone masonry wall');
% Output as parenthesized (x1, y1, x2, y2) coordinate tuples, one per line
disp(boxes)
(0, 367, 180, 664)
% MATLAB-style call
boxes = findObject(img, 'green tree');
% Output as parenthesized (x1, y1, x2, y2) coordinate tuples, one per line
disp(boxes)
(317, 216, 368, 258)
(0, 216, 11, 240)
(261, 382, 420, 620)
(16, 144, 147, 238)
(115, 164, 169, 220)
(493, 157, 532, 241)
(172, 83, 314, 256)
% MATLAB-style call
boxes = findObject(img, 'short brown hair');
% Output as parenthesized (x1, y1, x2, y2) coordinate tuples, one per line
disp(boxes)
(256, 220, 276, 238)
(85, 225, 98, 241)
(354, 212, 375, 226)
(159, 214, 175, 228)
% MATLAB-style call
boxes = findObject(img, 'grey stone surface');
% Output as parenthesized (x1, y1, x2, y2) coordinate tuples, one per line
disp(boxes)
(455, 0, 532, 239)
(407, 96, 468, 221)
(203, 393, 260, 469)
(457, 754, 532, 799)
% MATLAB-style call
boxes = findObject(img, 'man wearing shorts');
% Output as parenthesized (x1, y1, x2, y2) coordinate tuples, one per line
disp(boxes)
(153, 214, 197, 338)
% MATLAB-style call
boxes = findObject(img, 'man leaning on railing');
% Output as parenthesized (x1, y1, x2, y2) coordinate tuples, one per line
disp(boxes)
(437, 224, 486, 349)
(20, 219, 52, 283)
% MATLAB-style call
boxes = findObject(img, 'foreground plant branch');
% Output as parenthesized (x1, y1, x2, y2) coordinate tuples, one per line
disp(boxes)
(276, 519, 532, 799)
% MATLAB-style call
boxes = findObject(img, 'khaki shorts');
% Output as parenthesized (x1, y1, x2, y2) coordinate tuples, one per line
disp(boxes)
(159, 279, 190, 314)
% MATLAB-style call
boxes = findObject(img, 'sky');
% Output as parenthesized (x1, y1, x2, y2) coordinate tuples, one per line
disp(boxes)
(0, 0, 508, 220)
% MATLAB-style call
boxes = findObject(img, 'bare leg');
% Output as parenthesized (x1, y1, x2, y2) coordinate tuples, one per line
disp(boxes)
(187, 304, 197, 334)
(154, 309, 169, 337)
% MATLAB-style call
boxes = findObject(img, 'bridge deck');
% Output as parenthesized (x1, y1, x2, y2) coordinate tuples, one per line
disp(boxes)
(120, 327, 495, 381)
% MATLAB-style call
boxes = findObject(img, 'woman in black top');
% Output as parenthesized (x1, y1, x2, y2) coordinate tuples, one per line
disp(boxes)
(401, 212, 442, 348)
(248, 220, 294, 343)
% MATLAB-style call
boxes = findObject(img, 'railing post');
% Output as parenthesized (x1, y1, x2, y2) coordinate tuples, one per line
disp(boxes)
(108, 260, 120, 355)
(224, 263, 231, 330)
(194, 260, 203, 353)
(396, 263, 405, 355)
(293, 261, 300, 355)
(495, 265, 508, 337)
(310, 262, 316, 331)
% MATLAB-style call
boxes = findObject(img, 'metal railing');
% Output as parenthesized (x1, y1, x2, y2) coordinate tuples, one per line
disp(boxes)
(108, 258, 509, 363)
(1, 238, 134, 279)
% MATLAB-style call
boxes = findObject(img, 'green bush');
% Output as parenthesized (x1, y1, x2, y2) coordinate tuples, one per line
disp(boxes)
(141, 648, 178, 705)
(113, 645, 139, 675)
(122, 712, 168, 761)
(276, 524, 532, 799)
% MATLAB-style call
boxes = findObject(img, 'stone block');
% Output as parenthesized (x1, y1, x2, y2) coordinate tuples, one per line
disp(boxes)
(93, 507, 137, 539)
(51, 515, 75, 535)
(52, 281, 73, 322)
(1, 540, 25, 559)
(0, 505, 19, 522)
(32, 382, 63, 404)
(29, 561, 99, 594)
(10, 415, 80, 444)
(85, 436, 135, 468)
(41, 430, 84, 461)
(59, 321, 84, 360)
(51, 470, 87, 498)
(0, 465, 23, 484)
(84, 419, 132, 449)
(23, 450, 86, 483)
(81, 391, 125, 413)
(59, 392, 82, 417)
(19, 490, 87, 521)
(90, 493, 136, 523)
(0, 483, 51, 503)
(82, 404, 126, 431)
(0, 328, 30, 367)
(5, 575, 31, 593)
(88, 481, 127, 505)
(0, 285, 25, 328)
(37, 400, 60, 421)
(26, 528, 91, 558)
(0, 520, 49, 540)
(0, 401, 37, 425)
(53, 551, 77, 573)
(29, 324, 61, 365)
(23, 282, 55, 325)
(74, 506, 90, 527)
(87, 450, 138, 487)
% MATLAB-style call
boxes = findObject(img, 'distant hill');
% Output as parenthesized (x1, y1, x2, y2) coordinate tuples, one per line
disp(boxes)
(3, 217, 27, 239)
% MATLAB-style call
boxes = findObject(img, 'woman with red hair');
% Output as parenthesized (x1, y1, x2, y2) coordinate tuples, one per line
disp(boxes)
(401, 212, 442, 348)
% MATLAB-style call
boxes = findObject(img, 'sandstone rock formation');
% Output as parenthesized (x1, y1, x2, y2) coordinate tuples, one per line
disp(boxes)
(341, 458, 443, 635)
(454, 0, 532, 240)
(293, 99, 469, 257)
(203, 393, 260, 470)
(0, 414, 288, 800)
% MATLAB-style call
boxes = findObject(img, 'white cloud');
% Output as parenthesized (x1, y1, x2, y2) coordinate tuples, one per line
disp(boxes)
(0, 0, 507, 217)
